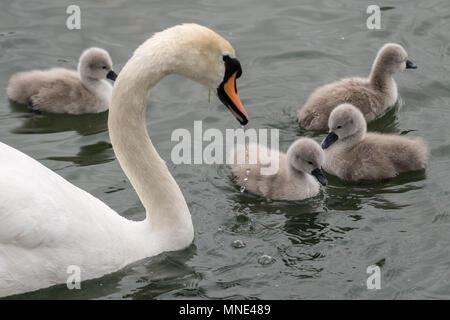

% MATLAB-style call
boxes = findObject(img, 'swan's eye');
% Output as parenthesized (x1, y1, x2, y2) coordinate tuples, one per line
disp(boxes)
(337, 125, 342, 129)
(102, 66, 107, 70)
(308, 161, 313, 165)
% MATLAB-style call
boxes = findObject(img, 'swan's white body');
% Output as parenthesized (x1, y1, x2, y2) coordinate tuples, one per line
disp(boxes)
(0, 24, 243, 297)
(0, 141, 171, 296)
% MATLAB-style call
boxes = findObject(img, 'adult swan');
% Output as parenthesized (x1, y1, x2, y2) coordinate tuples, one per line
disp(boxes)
(0, 24, 249, 297)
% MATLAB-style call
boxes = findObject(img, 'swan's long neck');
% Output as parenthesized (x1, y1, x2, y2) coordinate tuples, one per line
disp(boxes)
(368, 58, 395, 93)
(108, 41, 192, 231)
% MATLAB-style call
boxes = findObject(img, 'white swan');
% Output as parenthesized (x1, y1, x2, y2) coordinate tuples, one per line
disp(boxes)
(7, 47, 117, 114)
(0, 23, 249, 297)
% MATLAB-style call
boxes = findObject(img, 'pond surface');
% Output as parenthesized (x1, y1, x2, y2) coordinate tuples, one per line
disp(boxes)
(1, 0, 449, 299)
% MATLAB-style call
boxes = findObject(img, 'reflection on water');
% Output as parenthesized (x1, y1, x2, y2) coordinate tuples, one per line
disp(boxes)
(367, 99, 401, 134)
(8, 246, 197, 300)
(121, 247, 198, 300)
(45, 141, 114, 166)
(324, 170, 427, 211)
(9, 100, 108, 136)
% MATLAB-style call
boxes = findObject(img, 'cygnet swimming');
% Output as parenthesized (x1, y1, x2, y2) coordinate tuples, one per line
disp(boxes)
(298, 43, 417, 130)
(321, 103, 427, 181)
(229, 138, 327, 200)
(7, 47, 117, 114)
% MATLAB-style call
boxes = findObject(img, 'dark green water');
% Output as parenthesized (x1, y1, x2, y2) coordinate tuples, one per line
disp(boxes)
(1, 0, 449, 299)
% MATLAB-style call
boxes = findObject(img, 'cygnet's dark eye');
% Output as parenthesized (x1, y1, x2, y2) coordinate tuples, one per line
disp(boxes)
(102, 66, 107, 69)
(337, 125, 342, 129)
(308, 161, 313, 165)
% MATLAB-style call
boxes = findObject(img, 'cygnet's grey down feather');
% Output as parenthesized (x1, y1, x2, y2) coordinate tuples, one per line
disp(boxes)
(322, 103, 427, 181)
(7, 47, 117, 114)
(298, 43, 417, 130)
(229, 138, 327, 200)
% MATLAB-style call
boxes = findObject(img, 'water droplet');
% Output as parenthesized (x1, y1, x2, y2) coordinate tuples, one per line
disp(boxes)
(258, 254, 275, 265)
(232, 240, 246, 248)
(240, 185, 246, 193)
(246, 168, 251, 176)
(244, 177, 248, 182)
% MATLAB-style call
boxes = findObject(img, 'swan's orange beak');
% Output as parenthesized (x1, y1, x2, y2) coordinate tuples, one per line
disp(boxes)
(224, 72, 248, 124)
(218, 71, 248, 125)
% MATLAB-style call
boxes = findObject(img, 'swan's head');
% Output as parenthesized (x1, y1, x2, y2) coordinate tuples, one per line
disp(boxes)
(322, 104, 367, 149)
(139, 24, 248, 125)
(373, 43, 417, 74)
(78, 47, 117, 82)
(286, 138, 327, 186)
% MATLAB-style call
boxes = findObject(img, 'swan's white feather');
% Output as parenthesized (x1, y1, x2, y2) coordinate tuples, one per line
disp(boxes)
(0, 141, 138, 296)
(0, 141, 195, 296)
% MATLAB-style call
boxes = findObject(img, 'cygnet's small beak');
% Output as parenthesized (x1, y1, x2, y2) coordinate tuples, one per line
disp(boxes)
(406, 60, 417, 69)
(107, 70, 118, 81)
(322, 132, 338, 149)
(311, 168, 328, 186)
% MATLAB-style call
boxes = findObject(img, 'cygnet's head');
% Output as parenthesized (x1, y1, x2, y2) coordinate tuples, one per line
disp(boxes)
(78, 47, 117, 82)
(286, 138, 327, 186)
(322, 104, 367, 149)
(373, 43, 417, 74)
(132, 23, 249, 125)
